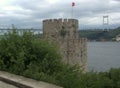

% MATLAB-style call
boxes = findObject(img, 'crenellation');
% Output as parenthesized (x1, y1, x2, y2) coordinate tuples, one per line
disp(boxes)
(43, 19, 79, 26)
(43, 18, 87, 72)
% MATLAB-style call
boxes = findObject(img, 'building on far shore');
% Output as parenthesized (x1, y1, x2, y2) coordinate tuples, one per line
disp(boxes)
(116, 34, 120, 42)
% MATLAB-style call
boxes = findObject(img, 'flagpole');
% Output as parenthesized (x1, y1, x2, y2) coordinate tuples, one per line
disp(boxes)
(72, 6, 73, 18)
(72, 2, 75, 18)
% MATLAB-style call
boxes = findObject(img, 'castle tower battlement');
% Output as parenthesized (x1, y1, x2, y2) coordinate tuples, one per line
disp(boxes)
(43, 19, 78, 24)
(43, 19, 78, 40)
(43, 19, 87, 72)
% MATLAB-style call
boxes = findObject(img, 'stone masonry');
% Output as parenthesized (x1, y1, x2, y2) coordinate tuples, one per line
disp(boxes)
(43, 19, 87, 71)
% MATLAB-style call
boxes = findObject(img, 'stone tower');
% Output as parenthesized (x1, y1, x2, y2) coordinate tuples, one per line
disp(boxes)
(43, 19, 87, 71)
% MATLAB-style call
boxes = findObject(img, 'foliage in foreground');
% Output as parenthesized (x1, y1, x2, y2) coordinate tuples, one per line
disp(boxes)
(0, 30, 120, 88)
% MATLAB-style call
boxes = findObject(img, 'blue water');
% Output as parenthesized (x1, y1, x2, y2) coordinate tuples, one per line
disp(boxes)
(88, 42, 120, 72)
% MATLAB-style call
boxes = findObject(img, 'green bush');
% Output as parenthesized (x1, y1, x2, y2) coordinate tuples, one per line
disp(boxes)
(0, 29, 62, 77)
(0, 29, 84, 87)
(0, 29, 120, 88)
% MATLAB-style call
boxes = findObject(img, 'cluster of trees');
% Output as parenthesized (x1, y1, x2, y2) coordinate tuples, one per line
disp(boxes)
(0, 30, 120, 88)
(79, 27, 120, 41)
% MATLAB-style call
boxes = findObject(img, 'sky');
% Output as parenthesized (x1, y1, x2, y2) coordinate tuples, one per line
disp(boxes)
(0, 0, 120, 29)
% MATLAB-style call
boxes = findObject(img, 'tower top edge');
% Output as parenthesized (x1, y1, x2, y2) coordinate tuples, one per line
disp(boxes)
(43, 18, 78, 23)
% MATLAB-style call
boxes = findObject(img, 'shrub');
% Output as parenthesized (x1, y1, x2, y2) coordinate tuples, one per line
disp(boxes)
(0, 29, 62, 75)
(0, 29, 120, 88)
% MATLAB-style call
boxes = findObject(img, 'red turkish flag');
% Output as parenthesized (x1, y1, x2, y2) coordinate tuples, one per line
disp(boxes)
(72, 2, 75, 7)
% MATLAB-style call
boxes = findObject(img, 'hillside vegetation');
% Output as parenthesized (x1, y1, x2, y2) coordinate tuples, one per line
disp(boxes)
(79, 27, 120, 41)
(0, 29, 120, 88)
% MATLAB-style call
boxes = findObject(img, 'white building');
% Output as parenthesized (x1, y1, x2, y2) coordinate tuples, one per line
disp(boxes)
(116, 34, 120, 41)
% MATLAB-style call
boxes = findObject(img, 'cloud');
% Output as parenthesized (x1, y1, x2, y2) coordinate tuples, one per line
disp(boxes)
(0, 0, 120, 29)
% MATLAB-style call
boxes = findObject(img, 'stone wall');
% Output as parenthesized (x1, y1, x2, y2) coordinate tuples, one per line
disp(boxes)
(0, 71, 62, 88)
(43, 19, 87, 71)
